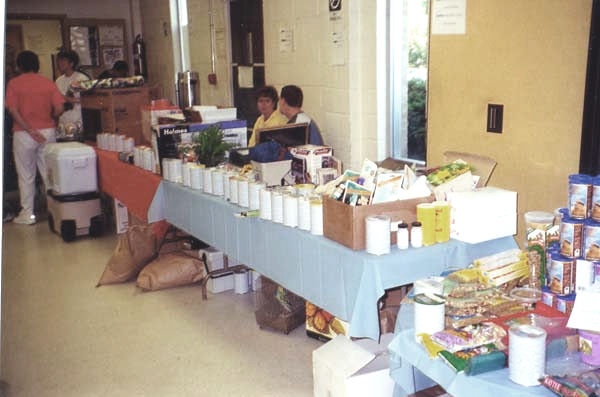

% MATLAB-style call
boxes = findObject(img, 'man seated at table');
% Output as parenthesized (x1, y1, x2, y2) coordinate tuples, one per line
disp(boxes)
(278, 85, 324, 145)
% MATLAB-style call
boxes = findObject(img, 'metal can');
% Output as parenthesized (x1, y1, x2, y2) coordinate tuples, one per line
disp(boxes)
(549, 253, 574, 295)
(560, 217, 584, 258)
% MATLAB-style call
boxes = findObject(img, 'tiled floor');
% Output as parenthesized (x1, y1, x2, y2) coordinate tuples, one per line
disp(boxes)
(1, 220, 320, 396)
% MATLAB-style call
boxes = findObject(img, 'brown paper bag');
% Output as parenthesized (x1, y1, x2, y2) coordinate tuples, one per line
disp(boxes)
(136, 253, 205, 291)
(97, 225, 158, 286)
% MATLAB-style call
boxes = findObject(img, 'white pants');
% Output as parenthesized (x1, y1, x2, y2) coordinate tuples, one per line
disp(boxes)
(13, 128, 56, 215)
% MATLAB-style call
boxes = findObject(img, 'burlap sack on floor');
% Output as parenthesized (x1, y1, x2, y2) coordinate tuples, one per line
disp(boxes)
(136, 252, 205, 291)
(97, 225, 158, 286)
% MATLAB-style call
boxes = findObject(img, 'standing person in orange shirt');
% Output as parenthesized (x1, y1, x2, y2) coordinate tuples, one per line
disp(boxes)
(5, 51, 65, 225)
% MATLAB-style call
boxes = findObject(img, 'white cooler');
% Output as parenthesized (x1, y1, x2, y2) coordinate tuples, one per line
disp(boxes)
(43, 142, 103, 242)
(44, 142, 97, 195)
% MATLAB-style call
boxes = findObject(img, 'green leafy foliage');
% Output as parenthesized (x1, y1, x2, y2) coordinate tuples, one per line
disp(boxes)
(408, 78, 427, 160)
(192, 125, 234, 167)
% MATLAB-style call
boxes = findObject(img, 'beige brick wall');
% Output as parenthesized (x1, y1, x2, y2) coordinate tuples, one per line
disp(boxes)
(263, 0, 377, 170)
(140, 0, 176, 102)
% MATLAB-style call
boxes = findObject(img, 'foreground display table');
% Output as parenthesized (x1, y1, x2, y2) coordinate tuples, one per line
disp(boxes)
(163, 181, 517, 339)
(388, 304, 554, 397)
(94, 148, 165, 223)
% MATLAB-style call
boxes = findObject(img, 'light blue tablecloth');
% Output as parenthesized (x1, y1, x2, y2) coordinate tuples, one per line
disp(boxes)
(162, 181, 517, 340)
(388, 304, 556, 397)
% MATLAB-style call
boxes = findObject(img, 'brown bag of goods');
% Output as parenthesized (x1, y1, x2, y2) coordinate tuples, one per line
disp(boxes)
(379, 305, 400, 334)
(136, 253, 206, 291)
(97, 225, 158, 286)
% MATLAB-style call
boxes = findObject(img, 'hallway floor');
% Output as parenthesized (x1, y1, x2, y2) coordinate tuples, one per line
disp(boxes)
(1, 220, 319, 396)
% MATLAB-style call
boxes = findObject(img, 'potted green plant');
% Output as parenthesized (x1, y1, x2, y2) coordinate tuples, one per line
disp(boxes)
(192, 124, 234, 167)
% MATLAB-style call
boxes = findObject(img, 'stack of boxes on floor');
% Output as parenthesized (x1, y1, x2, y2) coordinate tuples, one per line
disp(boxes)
(199, 246, 260, 294)
(533, 174, 600, 315)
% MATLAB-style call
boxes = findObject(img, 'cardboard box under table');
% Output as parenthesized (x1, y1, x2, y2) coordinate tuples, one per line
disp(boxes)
(323, 195, 435, 250)
(313, 334, 395, 397)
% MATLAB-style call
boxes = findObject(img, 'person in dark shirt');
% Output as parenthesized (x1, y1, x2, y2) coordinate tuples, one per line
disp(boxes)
(278, 85, 324, 145)
(97, 60, 129, 79)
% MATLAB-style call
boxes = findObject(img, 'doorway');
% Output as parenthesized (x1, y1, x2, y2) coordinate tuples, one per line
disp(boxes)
(229, 0, 265, 144)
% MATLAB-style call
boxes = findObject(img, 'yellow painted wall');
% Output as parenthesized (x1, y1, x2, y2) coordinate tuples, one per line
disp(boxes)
(427, 0, 592, 242)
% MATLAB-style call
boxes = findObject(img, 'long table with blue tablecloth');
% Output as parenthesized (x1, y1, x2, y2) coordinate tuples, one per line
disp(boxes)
(388, 303, 555, 397)
(162, 180, 518, 340)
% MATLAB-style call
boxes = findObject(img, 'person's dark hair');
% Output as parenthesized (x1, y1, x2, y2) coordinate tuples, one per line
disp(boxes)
(16, 50, 40, 73)
(57, 50, 80, 68)
(257, 86, 279, 109)
(280, 85, 303, 108)
(113, 60, 129, 73)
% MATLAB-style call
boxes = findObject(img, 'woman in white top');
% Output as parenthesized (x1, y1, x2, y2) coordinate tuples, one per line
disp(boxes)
(55, 50, 89, 136)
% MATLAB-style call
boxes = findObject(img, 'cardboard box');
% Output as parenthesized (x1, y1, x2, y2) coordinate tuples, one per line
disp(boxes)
(290, 145, 333, 185)
(208, 272, 234, 293)
(198, 247, 225, 271)
(152, 120, 247, 170)
(323, 195, 435, 250)
(141, 104, 182, 145)
(306, 302, 350, 342)
(81, 86, 156, 145)
(251, 159, 292, 186)
(313, 334, 395, 397)
(447, 187, 517, 244)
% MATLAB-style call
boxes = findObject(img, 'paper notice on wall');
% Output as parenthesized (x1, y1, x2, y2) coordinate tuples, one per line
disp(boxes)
(279, 27, 293, 53)
(567, 289, 600, 332)
(238, 66, 254, 88)
(431, 0, 467, 35)
(329, 20, 345, 66)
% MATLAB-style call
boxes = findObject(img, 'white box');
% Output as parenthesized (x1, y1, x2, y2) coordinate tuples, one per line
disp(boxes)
(198, 247, 225, 271)
(44, 142, 98, 195)
(313, 334, 395, 397)
(208, 273, 234, 293)
(447, 187, 517, 244)
(114, 198, 129, 234)
(251, 160, 292, 186)
(192, 106, 237, 123)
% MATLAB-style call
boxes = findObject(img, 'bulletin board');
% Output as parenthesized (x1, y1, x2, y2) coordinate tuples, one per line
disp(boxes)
(64, 18, 128, 78)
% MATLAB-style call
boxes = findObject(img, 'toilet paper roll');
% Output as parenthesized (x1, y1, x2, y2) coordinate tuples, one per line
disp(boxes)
(271, 190, 284, 223)
(509, 325, 547, 386)
(298, 196, 311, 231)
(116, 135, 125, 152)
(259, 188, 272, 220)
(97, 133, 105, 150)
(162, 158, 171, 180)
(234, 270, 249, 294)
(310, 199, 323, 235)
(169, 159, 183, 183)
(108, 134, 116, 151)
(249, 182, 266, 210)
(203, 168, 214, 193)
(366, 215, 391, 255)
(223, 172, 236, 201)
(414, 293, 445, 342)
(295, 184, 315, 197)
(230, 177, 240, 204)
(142, 148, 154, 171)
(133, 146, 141, 167)
(238, 178, 250, 207)
(212, 169, 224, 196)
(190, 165, 203, 190)
(182, 163, 191, 187)
(283, 194, 299, 228)
(124, 137, 135, 152)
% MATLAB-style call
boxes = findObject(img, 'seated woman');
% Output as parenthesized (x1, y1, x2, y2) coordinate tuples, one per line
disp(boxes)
(247, 85, 288, 147)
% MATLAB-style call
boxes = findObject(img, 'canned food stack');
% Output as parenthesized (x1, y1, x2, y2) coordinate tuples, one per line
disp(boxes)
(536, 174, 600, 316)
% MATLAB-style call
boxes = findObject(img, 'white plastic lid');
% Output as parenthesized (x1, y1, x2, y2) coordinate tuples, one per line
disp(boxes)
(524, 211, 554, 224)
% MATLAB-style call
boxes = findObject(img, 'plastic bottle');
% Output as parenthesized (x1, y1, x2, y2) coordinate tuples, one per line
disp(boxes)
(397, 222, 409, 249)
(411, 221, 423, 248)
